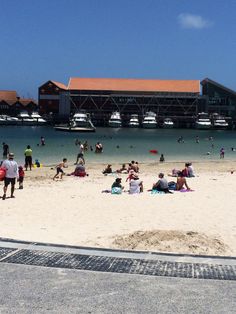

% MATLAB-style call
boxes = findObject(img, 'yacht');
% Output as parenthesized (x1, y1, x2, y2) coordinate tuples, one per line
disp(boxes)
(31, 112, 47, 125)
(108, 112, 122, 127)
(55, 111, 96, 132)
(0, 115, 19, 125)
(0, 115, 7, 125)
(17, 111, 35, 125)
(195, 112, 212, 129)
(128, 114, 140, 128)
(163, 118, 174, 128)
(211, 113, 229, 129)
(142, 111, 157, 129)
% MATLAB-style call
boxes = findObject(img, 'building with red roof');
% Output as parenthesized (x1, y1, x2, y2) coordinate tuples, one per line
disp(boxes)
(0, 90, 37, 115)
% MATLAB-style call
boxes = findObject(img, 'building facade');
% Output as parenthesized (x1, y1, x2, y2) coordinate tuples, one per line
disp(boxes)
(0, 90, 37, 115)
(39, 77, 201, 126)
(201, 78, 236, 119)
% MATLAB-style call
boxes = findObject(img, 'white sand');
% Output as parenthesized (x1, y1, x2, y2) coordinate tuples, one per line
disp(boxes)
(0, 161, 236, 256)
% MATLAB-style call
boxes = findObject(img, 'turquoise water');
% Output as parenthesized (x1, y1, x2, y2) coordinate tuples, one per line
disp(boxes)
(1, 126, 236, 165)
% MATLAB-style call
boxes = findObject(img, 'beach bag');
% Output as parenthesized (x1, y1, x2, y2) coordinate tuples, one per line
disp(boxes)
(111, 187, 122, 194)
(0, 167, 6, 181)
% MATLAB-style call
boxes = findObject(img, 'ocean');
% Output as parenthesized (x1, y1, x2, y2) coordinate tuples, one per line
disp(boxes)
(1, 126, 236, 165)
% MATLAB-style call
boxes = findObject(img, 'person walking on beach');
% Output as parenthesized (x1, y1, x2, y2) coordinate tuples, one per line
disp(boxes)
(2, 142, 9, 160)
(24, 145, 33, 171)
(1, 153, 18, 200)
(53, 158, 68, 180)
(74, 141, 85, 165)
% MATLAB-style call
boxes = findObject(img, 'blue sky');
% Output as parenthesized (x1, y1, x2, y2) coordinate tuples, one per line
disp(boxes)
(0, 0, 235, 98)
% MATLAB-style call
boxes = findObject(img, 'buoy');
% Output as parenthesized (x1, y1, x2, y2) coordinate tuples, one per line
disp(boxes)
(0, 168, 6, 181)
(149, 149, 158, 154)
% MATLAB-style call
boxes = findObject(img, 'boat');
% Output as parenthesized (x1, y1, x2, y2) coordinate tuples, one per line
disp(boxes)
(142, 111, 157, 129)
(163, 118, 174, 128)
(195, 112, 212, 129)
(0, 115, 7, 125)
(0, 115, 19, 125)
(31, 112, 47, 125)
(17, 111, 35, 125)
(128, 114, 140, 128)
(54, 111, 96, 132)
(108, 112, 122, 127)
(211, 113, 229, 129)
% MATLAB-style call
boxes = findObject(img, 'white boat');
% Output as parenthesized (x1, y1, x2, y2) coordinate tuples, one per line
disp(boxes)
(163, 118, 174, 128)
(128, 114, 140, 128)
(55, 111, 96, 132)
(0, 115, 19, 125)
(142, 111, 157, 129)
(5, 116, 20, 125)
(211, 113, 229, 129)
(17, 111, 35, 125)
(31, 112, 47, 125)
(0, 115, 7, 125)
(195, 112, 212, 129)
(108, 112, 122, 127)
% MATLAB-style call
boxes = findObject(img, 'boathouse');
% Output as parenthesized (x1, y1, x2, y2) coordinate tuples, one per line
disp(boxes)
(0, 90, 37, 115)
(39, 77, 201, 126)
(201, 78, 236, 119)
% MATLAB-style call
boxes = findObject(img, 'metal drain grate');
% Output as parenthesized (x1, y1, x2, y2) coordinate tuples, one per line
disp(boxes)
(0, 248, 16, 259)
(1, 249, 236, 281)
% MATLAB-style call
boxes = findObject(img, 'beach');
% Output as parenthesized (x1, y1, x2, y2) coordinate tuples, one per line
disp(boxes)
(0, 160, 236, 256)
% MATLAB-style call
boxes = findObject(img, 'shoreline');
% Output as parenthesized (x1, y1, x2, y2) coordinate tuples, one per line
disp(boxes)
(0, 160, 236, 257)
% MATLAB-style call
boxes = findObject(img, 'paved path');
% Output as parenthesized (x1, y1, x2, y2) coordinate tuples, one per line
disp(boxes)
(0, 238, 236, 313)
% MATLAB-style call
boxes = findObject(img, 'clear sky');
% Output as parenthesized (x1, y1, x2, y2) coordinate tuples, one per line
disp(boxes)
(0, 0, 235, 98)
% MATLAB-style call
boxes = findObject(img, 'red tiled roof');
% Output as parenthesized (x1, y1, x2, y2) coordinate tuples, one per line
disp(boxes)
(51, 81, 67, 90)
(0, 90, 18, 101)
(68, 78, 200, 93)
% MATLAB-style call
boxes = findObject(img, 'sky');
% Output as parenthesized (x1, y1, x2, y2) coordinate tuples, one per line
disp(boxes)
(0, 0, 236, 99)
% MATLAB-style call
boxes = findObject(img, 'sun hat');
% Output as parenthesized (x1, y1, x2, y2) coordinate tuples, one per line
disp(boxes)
(9, 153, 14, 157)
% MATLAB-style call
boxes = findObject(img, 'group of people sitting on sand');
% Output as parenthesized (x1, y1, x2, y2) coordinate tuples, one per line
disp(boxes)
(105, 160, 193, 195)
(110, 171, 191, 195)
(102, 160, 139, 175)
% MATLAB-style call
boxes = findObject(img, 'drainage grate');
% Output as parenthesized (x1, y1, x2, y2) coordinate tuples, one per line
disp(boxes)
(0, 248, 16, 259)
(1, 249, 236, 281)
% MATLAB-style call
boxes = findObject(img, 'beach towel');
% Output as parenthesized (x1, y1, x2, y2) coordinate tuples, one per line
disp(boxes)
(151, 190, 165, 194)
(178, 189, 194, 192)
(111, 187, 122, 194)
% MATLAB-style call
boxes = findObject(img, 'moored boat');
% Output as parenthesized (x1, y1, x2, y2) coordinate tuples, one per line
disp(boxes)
(195, 112, 212, 129)
(128, 114, 140, 128)
(211, 113, 229, 129)
(142, 111, 157, 129)
(108, 112, 122, 127)
(163, 118, 174, 128)
(54, 111, 96, 132)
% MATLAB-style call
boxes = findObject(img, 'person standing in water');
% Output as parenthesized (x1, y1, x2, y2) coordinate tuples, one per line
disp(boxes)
(40, 136, 45, 146)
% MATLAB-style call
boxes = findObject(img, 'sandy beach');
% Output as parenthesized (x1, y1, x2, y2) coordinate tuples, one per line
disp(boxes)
(0, 161, 236, 256)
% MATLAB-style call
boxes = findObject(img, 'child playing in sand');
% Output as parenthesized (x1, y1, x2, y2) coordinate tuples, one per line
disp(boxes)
(53, 158, 68, 180)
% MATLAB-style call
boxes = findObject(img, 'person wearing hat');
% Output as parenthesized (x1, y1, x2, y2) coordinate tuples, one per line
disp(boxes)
(1, 153, 19, 200)
(129, 173, 143, 194)
(152, 173, 172, 193)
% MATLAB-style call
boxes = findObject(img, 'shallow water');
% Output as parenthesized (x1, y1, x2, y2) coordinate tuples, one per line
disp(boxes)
(1, 126, 236, 165)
